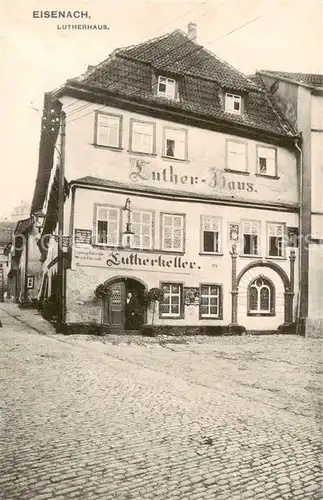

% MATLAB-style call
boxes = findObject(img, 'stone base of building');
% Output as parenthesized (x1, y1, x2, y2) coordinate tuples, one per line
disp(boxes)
(61, 323, 252, 337)
(305, 317, 323, 338)
(277, 322, 297, 335)
(227, 324, 246, 336)
(59, 322, 303, 337)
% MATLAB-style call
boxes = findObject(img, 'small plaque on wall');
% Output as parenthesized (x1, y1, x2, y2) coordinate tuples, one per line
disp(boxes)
(184, 287, 199, 306)
(74, 229, 92, 246)
(287, 227, 299, 247)
(229, 223, 239, 241)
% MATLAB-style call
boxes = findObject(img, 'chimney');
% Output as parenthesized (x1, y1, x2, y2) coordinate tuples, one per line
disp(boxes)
(187, 22, 197, 42)
(87, 65, 95, 71)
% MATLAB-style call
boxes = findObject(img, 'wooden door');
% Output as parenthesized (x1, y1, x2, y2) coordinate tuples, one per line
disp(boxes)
(103, 281, 125, 326)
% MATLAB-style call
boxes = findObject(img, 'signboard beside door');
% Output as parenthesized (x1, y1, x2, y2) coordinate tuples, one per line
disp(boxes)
(74, 229, 92, 246)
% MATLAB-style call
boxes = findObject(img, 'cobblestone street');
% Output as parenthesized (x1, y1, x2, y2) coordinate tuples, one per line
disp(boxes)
(0, 307, 322, 500)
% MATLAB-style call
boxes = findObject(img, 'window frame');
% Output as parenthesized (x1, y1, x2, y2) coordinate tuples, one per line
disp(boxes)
(199, 283, 223, 320)
(256, 144, 278, 178)
(225, 93, 242, 115)
(225, 139, 248, 173)
(160, 212, 186, 253)
(247, 276, 275, 317)
(27, 276, 35, 290)
(200, 215, 222, 255)
(163, 127, 188, 161)
(129, 209, 155, 251)
(159, 282, 184, 319)
(157, 75, 177, 100)
(93, 203, 121, 247)
(240, 219, 261, 257)
(94, 111, 123, 149)
(266, 222, 286, 259)
(129, 119, 156, 156)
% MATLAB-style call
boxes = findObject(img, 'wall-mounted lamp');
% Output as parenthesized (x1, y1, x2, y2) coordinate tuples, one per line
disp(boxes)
(33, 210, 45, 234)
(122, 198, 134, 247)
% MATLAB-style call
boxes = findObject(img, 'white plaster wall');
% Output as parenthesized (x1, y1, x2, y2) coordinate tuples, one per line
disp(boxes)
(61, 97, 298, 206)
(311, 132, 323, 214)
(309, 244, 323, 318)
(65, 187, 299, 328)
(311, 94, 323, 130)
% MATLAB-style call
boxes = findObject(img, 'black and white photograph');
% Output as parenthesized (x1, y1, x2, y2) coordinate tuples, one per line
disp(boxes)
(1, 0, 322, 498)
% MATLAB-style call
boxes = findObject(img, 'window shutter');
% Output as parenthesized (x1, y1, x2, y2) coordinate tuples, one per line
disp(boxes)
(202, 216, 220, 232)
(132, 122, 153, 154)
(227, 141, 246, 171)
(162, 214, 184, 251)
(258, 147, 276, 176)
(165, 129, 186, 159)
(97, 115, 119, 147)
(131, 211, 153, 249)
(96, 206, 119, 246)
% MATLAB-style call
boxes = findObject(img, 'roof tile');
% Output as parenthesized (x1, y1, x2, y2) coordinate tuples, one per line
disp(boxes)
(262, 70, 323, 87)
(70, 30, 295, 137)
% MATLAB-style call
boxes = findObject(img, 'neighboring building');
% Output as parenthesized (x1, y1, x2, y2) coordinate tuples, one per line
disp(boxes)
(0, 220, 15, 300)
(10, 201, 31, 223)
(6, 217, 43, 305)
(258, 70, 323, 337)
(32, 26, 300, 334)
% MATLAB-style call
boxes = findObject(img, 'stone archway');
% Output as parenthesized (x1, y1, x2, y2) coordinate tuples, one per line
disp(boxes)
(235, 260, 293, 325)
(102, 276, 148, 331)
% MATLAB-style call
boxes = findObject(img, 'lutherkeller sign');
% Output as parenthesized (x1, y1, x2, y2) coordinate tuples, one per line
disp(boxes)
(73, 248, 201, 271)
(74, 228, 92, 246)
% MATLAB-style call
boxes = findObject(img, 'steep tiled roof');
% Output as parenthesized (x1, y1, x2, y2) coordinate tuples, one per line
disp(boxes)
(14, 218, 32, 236)
(262, 70, 323, 88)
(69, 30, 295, 137)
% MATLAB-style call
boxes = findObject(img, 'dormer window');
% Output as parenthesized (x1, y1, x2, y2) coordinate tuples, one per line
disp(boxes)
(157, 76, 176, 99)
(225, 93, 242, 115)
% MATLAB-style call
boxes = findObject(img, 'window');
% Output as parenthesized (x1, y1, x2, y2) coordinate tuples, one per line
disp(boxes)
(200, 284, 222, 319)
(164, 128, 187, 160)
(226, 140, 247, 172)
(225, 93, 242, 115)
(96, 206, 119, 246)
(242, 220, 260, 256)
(27, 276, 34, 289)
(268, 223, 285, 257)
(159, 283, 183, 318)
(257, 146, 277, 176)
(95, 113, 121, 148)
(131, 211, 153, 250)
(130, 121, 155, 154)
(157, 76, 176, 99)
(161, 213, 185, 252)
(201, 216, 221, 253)
(248, 277, 275, 316)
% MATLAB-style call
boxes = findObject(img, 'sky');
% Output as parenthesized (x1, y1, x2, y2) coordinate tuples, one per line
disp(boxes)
(1, 0, 322, 219)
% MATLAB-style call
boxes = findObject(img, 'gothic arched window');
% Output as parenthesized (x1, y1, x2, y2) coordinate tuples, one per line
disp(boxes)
(247, 277, 275, 316)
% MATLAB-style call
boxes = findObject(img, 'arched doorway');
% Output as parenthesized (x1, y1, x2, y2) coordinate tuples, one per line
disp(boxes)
(102, 277, 147, 331)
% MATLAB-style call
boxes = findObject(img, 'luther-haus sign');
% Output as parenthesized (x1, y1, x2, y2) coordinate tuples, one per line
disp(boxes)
(129, 159, 255, 193)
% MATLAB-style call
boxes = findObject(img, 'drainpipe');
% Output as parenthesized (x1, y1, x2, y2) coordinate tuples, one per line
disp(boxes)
(23, 226, 29, 306)
(294, 137, 303, 335)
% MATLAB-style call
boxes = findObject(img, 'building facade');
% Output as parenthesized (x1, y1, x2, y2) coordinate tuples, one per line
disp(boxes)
(6, 217, 43, 305)
(0, 220, 15, 301)
(32, 27, 300, 334)
(258, 71, 323, 337)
